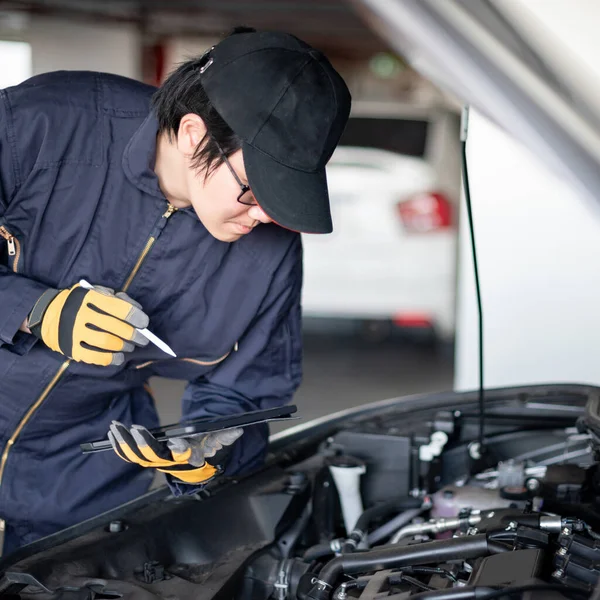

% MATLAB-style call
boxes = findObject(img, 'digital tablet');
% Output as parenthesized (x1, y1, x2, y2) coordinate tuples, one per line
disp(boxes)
(80, 405, 298, 454)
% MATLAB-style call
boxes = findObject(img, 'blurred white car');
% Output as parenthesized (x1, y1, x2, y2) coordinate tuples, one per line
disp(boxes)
(301, 104, 461, 342)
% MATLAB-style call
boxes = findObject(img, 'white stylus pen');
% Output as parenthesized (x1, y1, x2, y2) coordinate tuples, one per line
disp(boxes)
(78, 279, 177, 358)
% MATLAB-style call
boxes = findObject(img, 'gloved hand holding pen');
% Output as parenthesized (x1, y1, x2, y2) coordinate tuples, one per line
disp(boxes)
(28, 283, 149, 366)
(108, 422, 244, 484)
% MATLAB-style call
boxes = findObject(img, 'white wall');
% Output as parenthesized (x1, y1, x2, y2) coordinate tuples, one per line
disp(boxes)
(455, 111, 600, 390)
(455, 0, 600, 390)
(1, 15, 141, 81)
(163, 36, 220, 79)
(0, 41, 31, 87)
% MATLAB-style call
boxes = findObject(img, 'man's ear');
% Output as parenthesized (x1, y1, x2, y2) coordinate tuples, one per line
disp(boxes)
(177, 114, 207, 156)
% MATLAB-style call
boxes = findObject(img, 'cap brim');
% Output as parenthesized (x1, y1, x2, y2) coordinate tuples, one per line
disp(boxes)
(242, 142, 333, 234)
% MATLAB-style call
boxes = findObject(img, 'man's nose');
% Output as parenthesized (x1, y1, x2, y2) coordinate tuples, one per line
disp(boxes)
(247, 204, 273, 224)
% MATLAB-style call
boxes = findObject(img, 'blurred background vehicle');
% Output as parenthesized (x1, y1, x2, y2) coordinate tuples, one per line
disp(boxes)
(302, 101, 460, 344)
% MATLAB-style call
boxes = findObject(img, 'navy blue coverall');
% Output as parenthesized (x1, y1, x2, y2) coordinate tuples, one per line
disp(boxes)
(0, 71, 303, 552)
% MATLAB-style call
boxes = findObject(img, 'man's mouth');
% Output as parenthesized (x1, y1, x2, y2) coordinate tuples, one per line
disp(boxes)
(232, 222, 254, 235)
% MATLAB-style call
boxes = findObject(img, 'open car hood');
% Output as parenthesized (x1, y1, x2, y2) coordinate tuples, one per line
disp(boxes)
(5, 383, 600, 598)
(350, 0, 600, 214)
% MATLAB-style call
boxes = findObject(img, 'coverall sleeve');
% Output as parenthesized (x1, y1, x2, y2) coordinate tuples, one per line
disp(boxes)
(169, 235, 303, 495)
(0, 90, 49, 348)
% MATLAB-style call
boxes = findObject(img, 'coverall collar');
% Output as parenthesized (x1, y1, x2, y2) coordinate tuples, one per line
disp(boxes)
(122, 111, 165, 200)
(122, 111, 199, 220)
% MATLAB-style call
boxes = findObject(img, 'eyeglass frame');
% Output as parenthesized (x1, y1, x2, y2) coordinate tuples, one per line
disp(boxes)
(213, 141, 257, 206)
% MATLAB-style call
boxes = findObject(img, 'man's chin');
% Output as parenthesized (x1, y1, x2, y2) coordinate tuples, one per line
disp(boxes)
(205, 221, 256, 243)
(208, 229, 243, 243)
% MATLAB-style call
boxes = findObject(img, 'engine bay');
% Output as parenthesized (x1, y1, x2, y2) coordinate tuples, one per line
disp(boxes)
(3, 385, 600, 599)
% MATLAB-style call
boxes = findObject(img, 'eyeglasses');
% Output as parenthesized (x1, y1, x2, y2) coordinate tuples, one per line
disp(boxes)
(214, 142, 257, 206)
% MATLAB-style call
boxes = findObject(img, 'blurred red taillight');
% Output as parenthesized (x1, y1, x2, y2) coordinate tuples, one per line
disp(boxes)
(393, 313, 433, 328)
(396, 192, 453, 233)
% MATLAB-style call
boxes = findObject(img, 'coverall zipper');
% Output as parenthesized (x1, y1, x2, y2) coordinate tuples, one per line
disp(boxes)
(0, 204, 178, 554)
(0, 226, 20, 272)
(0, 225, 24, 550)
(122, 204, 176, 293)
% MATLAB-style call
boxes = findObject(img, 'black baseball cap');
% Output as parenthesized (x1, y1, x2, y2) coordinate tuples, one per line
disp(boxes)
(200, 31, 351, 234)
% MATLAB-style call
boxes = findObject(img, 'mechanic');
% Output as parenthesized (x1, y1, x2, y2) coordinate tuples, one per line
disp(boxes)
(0, 27, 351, 553)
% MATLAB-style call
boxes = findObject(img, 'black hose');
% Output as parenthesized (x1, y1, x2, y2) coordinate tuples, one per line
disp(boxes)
(486, 540, 513, 554)
(306, 497, 424, 557)
(355, 497, 423, 533)
(303, 542, 339, 562)
(406, 587, 495, 599)
(306, 534, 492, 599)
(342, 497, 423, 552)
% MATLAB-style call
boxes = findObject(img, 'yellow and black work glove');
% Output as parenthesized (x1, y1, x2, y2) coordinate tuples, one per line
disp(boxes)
(108, 421, 244, 484)
(28, 283, 149, 366)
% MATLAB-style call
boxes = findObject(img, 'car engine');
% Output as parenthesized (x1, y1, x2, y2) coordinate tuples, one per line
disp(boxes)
(3, 385, 600, 599)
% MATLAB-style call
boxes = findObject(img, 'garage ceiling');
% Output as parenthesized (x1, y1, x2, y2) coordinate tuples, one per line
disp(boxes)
(1, 0, 390, 59)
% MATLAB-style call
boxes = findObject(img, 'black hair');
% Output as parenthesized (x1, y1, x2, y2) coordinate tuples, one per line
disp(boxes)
(151, 26, 256, 178)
